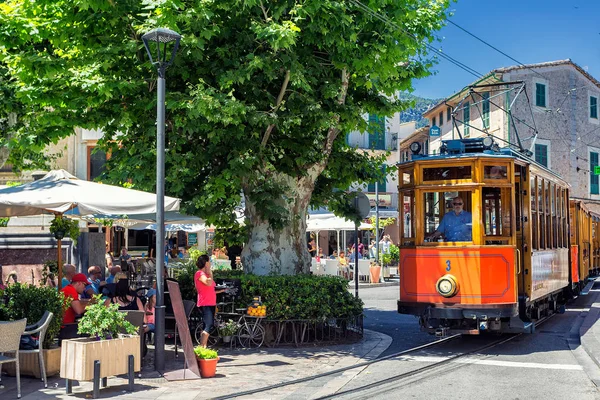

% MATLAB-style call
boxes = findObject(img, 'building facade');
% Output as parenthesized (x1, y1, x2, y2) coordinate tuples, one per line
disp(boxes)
(416, 60, 600, 201)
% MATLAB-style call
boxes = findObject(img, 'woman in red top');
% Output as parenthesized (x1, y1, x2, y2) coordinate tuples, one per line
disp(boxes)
(194, 254, 224, 348)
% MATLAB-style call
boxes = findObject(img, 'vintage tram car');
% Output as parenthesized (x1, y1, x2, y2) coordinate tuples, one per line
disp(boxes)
(397, 137, 599, 334)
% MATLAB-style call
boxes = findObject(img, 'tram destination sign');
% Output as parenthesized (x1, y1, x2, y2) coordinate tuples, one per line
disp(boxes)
(595, 166, 600, 175)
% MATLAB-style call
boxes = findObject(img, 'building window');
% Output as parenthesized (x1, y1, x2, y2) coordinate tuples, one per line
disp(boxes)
(482, 92, 490, 129)
(438, 111, 443, 126)
(432, 116, 436, 127)
(535, 83, 546, 108)
(368, 114, 386, 150)
(88, 147, 107, 181)
(425, 139, 429, 155)
(463, 101, 470, 137)
(591, 151, 599, 195)
(591, 96, 598, 119)
(535, 144, 548, 167)
(447, 106, 452, 121)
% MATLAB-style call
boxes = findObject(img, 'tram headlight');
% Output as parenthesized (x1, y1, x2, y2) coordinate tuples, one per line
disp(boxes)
(410, 141, 421, 155)
(482, 136, 494, 149)
(436, 274, 459, 298)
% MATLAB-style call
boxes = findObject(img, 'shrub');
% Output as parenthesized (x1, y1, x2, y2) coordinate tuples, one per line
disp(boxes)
(194, 346, 218, 359)
(77, 295, 137, 340)
(0, 283, 65, 348)
(212, 271, 363, 320)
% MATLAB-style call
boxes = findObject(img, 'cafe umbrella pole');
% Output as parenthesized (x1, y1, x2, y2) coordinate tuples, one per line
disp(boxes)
(142, 28, 181, 372)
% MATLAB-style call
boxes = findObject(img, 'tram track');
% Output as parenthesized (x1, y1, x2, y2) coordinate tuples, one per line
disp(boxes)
(317, 313, 557, 399)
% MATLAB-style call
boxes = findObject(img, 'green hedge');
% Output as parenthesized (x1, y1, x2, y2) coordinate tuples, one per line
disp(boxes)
(213, 271, 363, 320)
(0, 283, 65, 348)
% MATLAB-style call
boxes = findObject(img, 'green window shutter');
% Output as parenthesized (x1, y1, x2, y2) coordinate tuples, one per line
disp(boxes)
(534, 144, 548, 167)
(591, 152, 599, 195)
(482, 92, 490, 129)
(536, 83, 546, 107)
(432, 117, 436, 127)
(447, 106, 452, 121)
(368, 114, 386, 150)
(439, 111, 443, 126)
(591, 97, 598, 119)
(463, 101, 470, 137)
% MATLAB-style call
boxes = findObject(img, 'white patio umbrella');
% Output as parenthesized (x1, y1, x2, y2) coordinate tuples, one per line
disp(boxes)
(0, 169, 181, 287)
(306, 214, 372, 256)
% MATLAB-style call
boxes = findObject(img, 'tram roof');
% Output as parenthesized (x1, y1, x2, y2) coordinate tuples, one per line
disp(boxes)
(397, 138, 567, 183)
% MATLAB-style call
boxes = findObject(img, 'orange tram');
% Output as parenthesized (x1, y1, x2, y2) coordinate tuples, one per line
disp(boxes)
(397, 137, 600, 335)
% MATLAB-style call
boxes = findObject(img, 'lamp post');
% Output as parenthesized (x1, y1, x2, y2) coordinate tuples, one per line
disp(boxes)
(142, 27, 181, 372)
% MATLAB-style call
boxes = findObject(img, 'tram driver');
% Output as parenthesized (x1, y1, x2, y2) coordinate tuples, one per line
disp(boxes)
(427, 196, 472, 242)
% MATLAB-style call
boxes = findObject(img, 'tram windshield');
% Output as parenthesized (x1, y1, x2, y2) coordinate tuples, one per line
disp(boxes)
(424, 191, 472, 242)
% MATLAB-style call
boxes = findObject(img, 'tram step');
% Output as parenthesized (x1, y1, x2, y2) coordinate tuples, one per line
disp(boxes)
(581, 278, 597, 296)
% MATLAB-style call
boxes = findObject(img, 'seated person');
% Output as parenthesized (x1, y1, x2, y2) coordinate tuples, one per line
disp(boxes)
(427, 196, 472, 242)
(329, 250, 338, 259)
(59, 273, 90, 341)
(145, 290, 156, 333)
(82, 266, 104, 299)
(61, 264, 77, 288)
(106, 265, 121, 284)
(338, 251, 350, 279)
(119, 247, 132, 271)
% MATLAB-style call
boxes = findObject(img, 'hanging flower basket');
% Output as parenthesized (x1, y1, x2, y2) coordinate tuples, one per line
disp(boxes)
(49, 215, 80, 245)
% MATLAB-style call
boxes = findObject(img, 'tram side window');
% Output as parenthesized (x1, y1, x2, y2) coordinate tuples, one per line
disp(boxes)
(539, 179, 546, 249)
(531, 177, 538, 250)
(484, 165, 508, 180)
(401, 191, 415, 246)
(423, 166, 472, 181)
(483, 187, 511, 244)
(424, 191, 472, 242)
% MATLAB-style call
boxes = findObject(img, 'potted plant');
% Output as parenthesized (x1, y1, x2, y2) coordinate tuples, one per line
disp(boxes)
(194, 346, 219, 378)
(369, 261, 381, 283)
(60, 295, 140, 382)
(219, 320, 239, 343)
(0, 283, 65, 378)
(49, 215, 80, 244)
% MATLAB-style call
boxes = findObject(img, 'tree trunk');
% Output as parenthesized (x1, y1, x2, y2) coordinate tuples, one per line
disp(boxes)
(242, 174, 315, 275)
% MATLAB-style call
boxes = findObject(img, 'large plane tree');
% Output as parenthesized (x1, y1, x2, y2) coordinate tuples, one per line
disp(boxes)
(0, 0, 450, 274)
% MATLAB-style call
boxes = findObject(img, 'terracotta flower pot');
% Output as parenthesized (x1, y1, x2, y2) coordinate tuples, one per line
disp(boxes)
(197, 356, 219, 378)
(369, 265, 381, 283)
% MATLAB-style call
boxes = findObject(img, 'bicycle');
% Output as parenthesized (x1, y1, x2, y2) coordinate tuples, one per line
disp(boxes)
(193, 307, 266, 349)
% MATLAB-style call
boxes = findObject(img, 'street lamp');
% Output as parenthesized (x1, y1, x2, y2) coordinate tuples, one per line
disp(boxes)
(142, 27, 181, 372)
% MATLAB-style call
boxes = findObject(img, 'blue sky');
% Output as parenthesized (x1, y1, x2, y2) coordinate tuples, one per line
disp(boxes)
(412, 0, 600, 99)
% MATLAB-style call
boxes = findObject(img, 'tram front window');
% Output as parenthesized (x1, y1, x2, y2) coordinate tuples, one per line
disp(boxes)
(424, 191, 472, 242)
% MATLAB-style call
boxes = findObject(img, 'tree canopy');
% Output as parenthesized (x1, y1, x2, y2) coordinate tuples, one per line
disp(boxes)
(0, 0, 450, 274)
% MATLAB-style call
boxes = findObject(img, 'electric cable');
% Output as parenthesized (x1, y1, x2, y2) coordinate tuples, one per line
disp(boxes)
(348, 0, 484, 79)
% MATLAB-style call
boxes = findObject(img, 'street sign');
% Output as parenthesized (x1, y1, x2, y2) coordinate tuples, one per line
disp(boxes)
(429, 125, 441, 137)
(595, 166, 600, 175)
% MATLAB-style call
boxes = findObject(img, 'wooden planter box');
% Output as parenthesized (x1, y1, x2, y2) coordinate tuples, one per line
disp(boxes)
(60, 336, 140, 381)
(4, 347, 61, 378)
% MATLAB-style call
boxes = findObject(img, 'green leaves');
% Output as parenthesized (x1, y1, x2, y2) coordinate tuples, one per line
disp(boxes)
(0, 0, 449, 263)
(77, 295, 137, 340)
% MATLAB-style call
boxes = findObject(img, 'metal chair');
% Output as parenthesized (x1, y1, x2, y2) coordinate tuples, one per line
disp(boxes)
(0, 319, 27, 398)
(21, 311, 54, 388)
(119, 310, 145, 359)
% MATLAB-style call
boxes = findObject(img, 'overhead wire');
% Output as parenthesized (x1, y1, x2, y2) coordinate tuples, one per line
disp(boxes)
(347, 0, 484, 79)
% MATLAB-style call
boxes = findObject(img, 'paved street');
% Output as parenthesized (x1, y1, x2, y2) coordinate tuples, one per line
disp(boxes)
(334, 285, 600, 400)
(5, 283, 600, 399)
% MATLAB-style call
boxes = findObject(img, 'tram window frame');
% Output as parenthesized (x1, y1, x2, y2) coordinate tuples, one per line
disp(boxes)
(422, 164, 472, 182)
(482, 186, 512, 245)
(400, 191, 415, 246)
(557, 188, 563, 248)
(531, 176, 539, 250)
(539, 179, 546, 249)
(423, 190, 473, 243)
(400, 168, 414, 188)
(483, 164, 509, 181)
